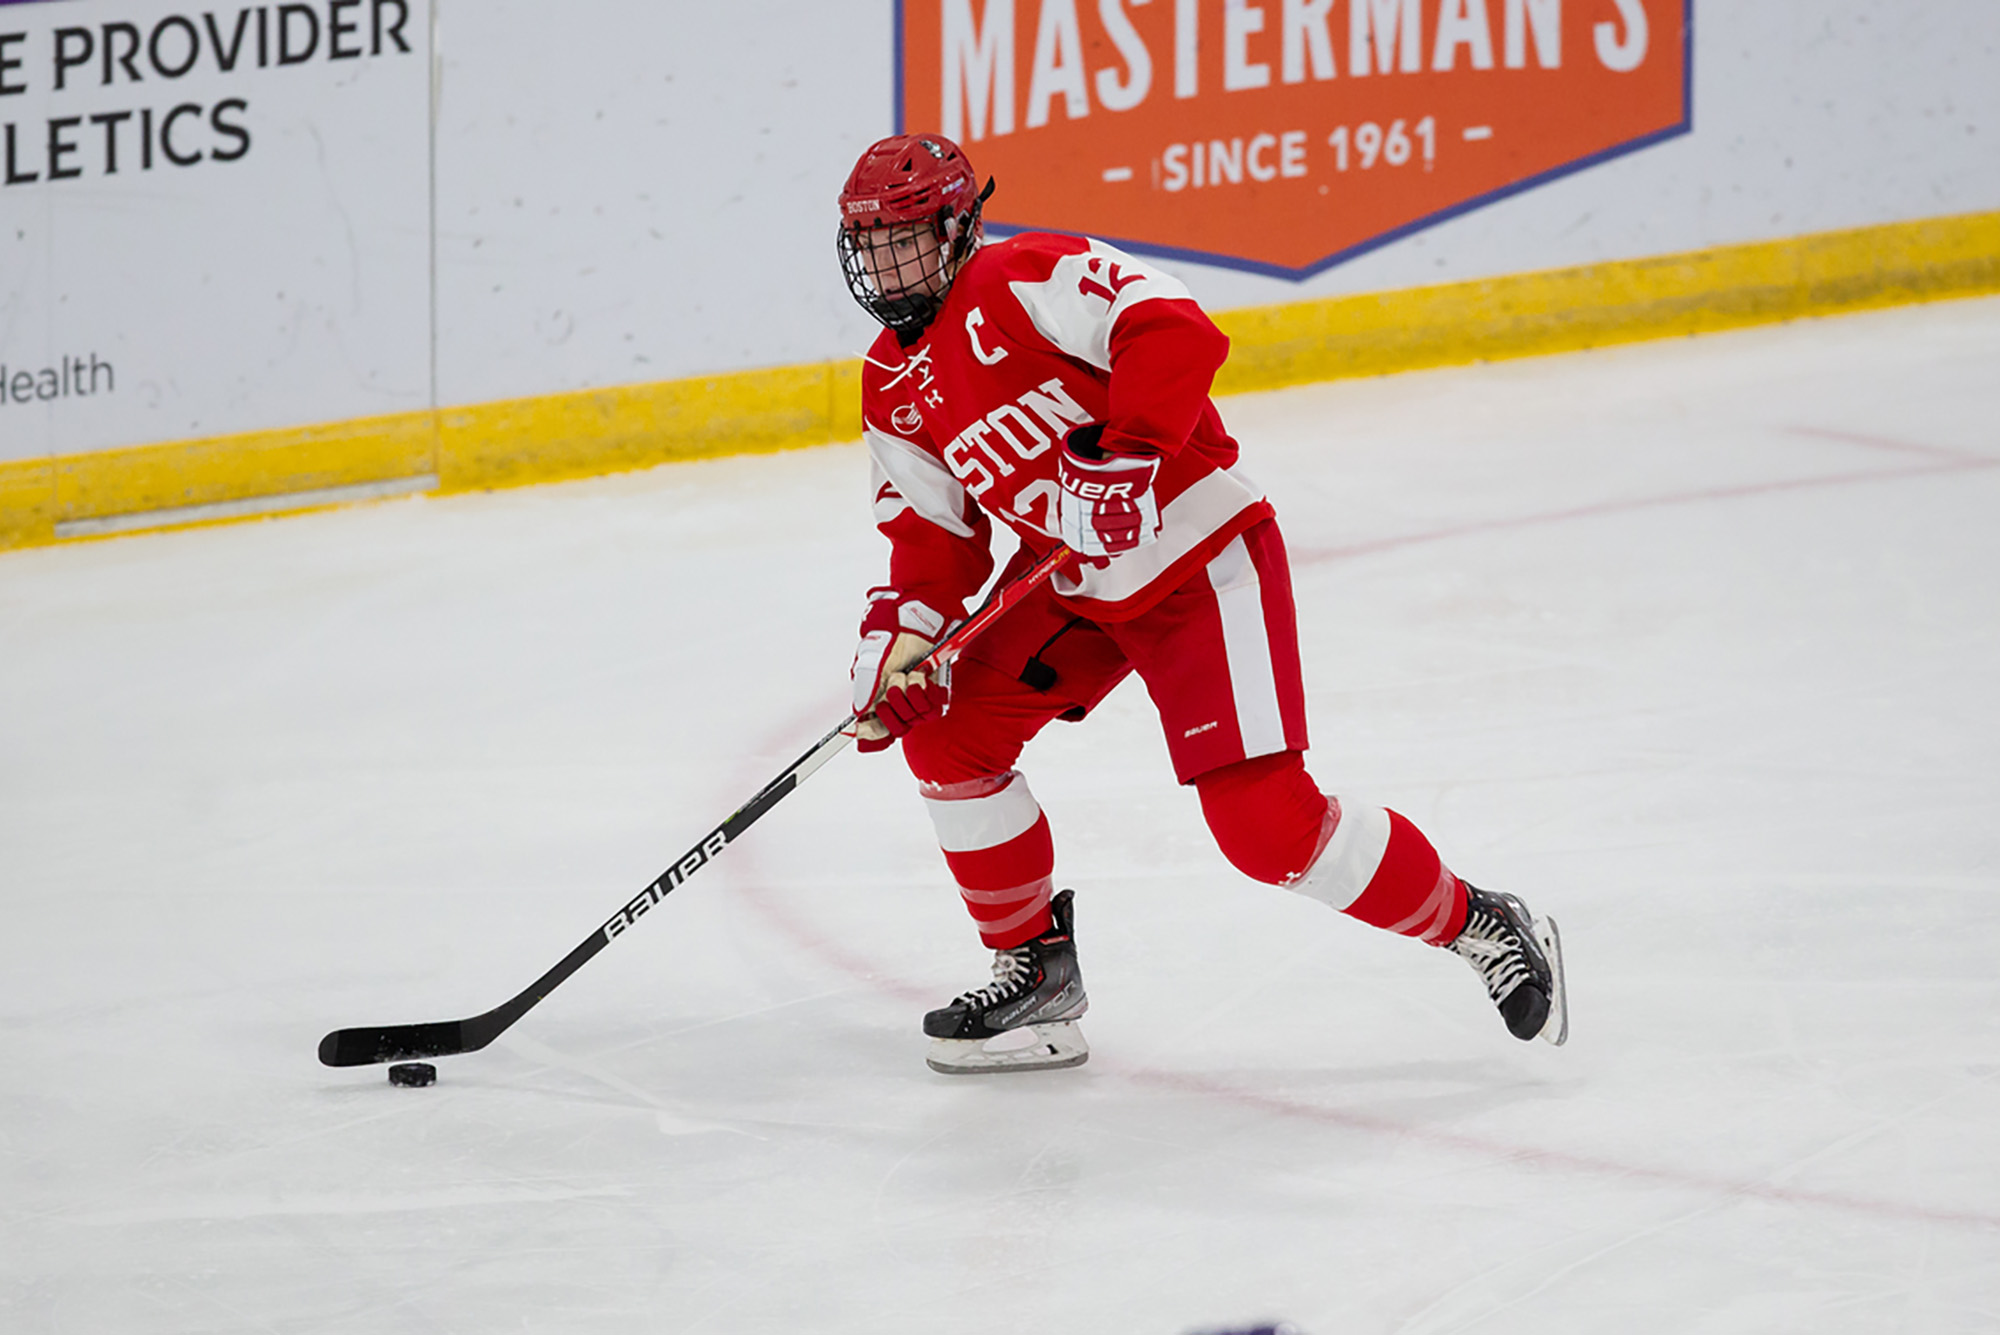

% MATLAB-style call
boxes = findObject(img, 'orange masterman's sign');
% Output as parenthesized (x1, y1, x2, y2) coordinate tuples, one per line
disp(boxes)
(897, 0, 1690, 277)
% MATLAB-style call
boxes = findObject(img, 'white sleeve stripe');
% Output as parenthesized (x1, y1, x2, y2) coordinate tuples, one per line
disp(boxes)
(867, 427, 977, 539)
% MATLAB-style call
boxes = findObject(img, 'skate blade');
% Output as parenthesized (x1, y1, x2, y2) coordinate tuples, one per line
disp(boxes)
(1535, 914, 1569, 1046)
(926, 1021, 1090, 1075)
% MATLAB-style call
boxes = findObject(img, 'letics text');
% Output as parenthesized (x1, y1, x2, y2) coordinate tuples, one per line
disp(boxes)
(0, 2, 416, 187)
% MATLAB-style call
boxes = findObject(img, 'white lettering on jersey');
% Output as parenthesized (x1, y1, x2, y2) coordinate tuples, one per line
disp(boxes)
(986, 403, 1051, 459)
(965, 308, 1009, 365)
(1006, 240, 1195, 370)
(870, 344, 946, 410)
(939, 376, 1096, 501)
(946, 419, 1014, 494)
(1019, 377, 1093, 437)
(1012, 478, 1061, 537)
(869, 345, 935, 392)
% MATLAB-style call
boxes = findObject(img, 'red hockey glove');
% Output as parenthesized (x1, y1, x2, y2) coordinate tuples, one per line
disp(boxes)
(1057, 425, 1161, 558)
(850, 588, 950, 752)
(872, 673, 947, 741)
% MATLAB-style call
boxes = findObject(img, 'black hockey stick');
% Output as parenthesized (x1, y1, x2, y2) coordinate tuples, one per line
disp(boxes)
(318, 543, 1074, 1067)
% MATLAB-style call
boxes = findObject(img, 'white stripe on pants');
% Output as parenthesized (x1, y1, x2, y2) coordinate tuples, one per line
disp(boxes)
(1207, 535, 1287, 759)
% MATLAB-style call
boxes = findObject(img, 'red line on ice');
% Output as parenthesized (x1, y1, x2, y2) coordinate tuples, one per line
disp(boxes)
(724, 451, 2000, 1233)
(1289, 455, 2000, 569)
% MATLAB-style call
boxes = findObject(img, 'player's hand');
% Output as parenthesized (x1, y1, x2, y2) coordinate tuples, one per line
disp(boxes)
(1058, 425, 1161, 558)
(850, 589, 948, 752)
(867, 663, 947, 747)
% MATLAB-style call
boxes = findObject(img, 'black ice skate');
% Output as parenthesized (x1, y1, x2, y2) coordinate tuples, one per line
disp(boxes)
(924, 888, 1089, 1074)
(1449, 884, 1568, 1045)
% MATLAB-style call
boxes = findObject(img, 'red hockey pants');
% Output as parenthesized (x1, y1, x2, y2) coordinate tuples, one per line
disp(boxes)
(901, 521, 1467, 950)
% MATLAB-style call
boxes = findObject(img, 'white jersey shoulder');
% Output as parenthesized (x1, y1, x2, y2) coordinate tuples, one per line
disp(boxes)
(1005, 239, 1195, 372)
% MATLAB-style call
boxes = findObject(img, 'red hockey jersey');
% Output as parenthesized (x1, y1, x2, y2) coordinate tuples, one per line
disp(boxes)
(861, 231, 1271, 624)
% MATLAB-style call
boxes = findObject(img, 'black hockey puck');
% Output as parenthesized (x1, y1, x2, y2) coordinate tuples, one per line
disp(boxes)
(387, 1062, 437, 1087)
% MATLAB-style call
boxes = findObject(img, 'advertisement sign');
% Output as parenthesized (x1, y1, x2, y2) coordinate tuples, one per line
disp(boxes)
(898, 0, 1690, 277)
(0, 0, 430, 462)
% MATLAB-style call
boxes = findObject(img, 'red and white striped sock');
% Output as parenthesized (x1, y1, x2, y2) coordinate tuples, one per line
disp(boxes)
(1294, 800, 1468, 945)
(919, 771, 1056, 949)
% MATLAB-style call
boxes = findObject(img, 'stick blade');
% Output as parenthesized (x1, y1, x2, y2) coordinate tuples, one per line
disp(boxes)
(318, 1021, 468, 1067)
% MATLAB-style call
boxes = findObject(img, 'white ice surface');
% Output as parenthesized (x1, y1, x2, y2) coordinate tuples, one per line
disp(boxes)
(4, 300, 1999, 1335)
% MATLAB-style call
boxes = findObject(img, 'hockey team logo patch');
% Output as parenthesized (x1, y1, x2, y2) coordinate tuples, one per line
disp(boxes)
(895, 0, 1690, 277)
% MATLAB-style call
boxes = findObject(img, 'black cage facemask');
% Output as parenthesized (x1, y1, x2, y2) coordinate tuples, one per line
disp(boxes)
(837, 179, 993, 344)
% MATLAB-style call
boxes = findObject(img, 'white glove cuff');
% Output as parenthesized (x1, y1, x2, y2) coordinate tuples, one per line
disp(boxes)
(851, 629, 893, 714)
(898, 600, 945, 638)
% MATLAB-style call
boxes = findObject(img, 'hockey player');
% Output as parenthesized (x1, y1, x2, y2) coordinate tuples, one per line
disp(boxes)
(837, 133, 1567, 1074)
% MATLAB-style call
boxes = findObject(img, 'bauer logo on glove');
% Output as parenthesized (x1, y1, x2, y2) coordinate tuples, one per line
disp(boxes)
(1057, 423, 1161, 558)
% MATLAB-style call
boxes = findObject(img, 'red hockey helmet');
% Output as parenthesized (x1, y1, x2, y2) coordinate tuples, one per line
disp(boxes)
(837, 134, 994, 340)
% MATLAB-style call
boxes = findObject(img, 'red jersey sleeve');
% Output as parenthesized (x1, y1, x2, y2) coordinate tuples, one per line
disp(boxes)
(860, 339, 995, 623)
(1099, 297, 1230, 459)
(990, 235, 1229, 459)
